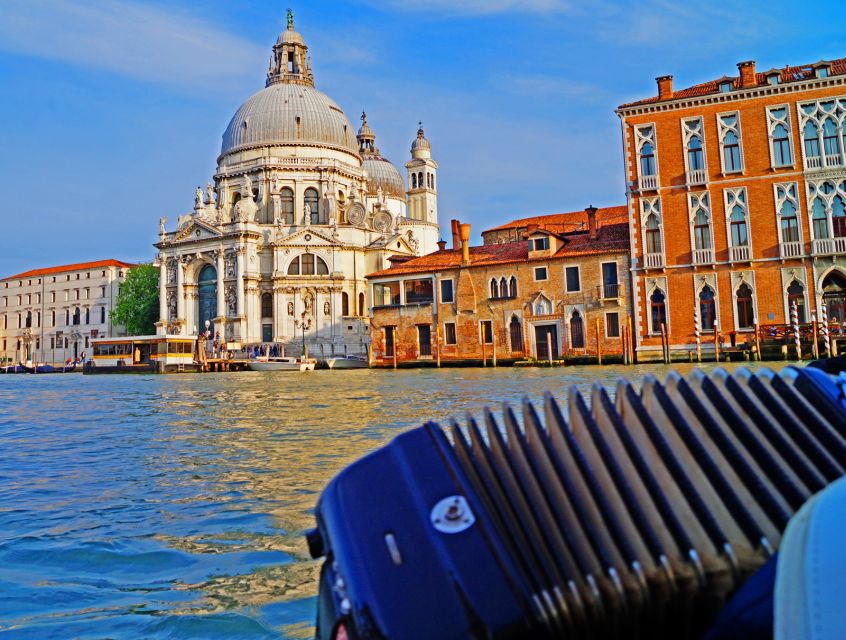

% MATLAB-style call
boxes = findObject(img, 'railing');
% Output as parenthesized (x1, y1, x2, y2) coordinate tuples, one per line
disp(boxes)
(812, 236, 846, 256)
(598, 283, 621, 299)
(826, 153, 842, 167)
(644, 252, 665, 269)
(780, 241, 804, 258)
(805, 155, 822, 169)
(729, 244, 751, 262)
(692, 248, 714, 265)
(686, 168, 707, 186)
(639, 174, 658, 190)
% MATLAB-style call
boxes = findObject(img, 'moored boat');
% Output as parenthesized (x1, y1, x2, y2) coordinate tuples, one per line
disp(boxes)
(248, 357, 316, 372)
(325, 354, 369, 369)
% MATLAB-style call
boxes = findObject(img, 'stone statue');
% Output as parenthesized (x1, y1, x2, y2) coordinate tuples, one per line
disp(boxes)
(288, 301, 294, 316)
(323, 301, 330, 316)
(225, 253, 236, 278)
(166, 291, 177, 321)
(377, 185, 384, 205)
(303, 203, 311, 225)
(167, 260, 177, 285)
(303, 292, 313, 315)
(244, 173, 253, 198)
(206, 182, 216, 206)
(195, 186, 204, 209)
(159, 217, 167, 236)
(226, 286, 237, 317)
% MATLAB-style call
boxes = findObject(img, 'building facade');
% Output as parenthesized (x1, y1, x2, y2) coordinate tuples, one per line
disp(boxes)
(154, 12, 440, 357)
(367, 209, 630, 365)
(618, 58, 846, 359)
(0, 259, 132, 364)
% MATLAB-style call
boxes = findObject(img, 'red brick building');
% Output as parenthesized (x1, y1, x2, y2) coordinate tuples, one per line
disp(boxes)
(618, 58, 846, 359)
(366, 208, 630, 365)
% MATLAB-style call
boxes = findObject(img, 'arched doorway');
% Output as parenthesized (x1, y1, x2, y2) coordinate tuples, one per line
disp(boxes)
(509, 315, 523, 353)
(570, 310, 585, 349)
(197, 265, 217, 333)
(822, 270, 846, 323)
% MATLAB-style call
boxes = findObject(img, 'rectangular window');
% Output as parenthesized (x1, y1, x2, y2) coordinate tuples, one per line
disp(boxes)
(530, 237, 549, 251)
(373, 281, 401, 306)
(50, 292, 56, 303)
(404, 279, 433, 304)
(50, 338, 55, 349)
(565, 266, 581, 292)
(443, 322, 457, 345)
(606, 312, 620, 338)
(101, 307, 106, 324)
(534, 266, 548, 281)
(100, 286, 106, 297)
(480, 320, 493, 344)
(439, 279, 454, 304)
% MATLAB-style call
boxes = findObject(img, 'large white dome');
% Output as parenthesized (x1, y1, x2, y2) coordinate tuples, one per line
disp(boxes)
(220, 82, 358, 157)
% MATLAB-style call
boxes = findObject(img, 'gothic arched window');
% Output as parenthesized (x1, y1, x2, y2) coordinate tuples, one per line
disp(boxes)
(687, 136, 704, 171)
(640, 142, 655, 177)
(787, 280, 806, 323)
(509, 315, 523, 353)
(499, 277, 508, 298)
(650, 290, 667, 333)
(804, 121, 820, 159)
(490, 279, 498, 299)
(570, 310, 585, 349)
(694, 208, 711, 250)
(645, 213, 662, 254)
(699, 286, 716, 331)
(823, 118, 840, 159)
(779, 199, 799, 243)
(812, 197, 829, 239)
(509, 276, 517, 298)
(833, 195, 846, 237)
(730, 206, 748, 247)
(736, 283, 755, 329)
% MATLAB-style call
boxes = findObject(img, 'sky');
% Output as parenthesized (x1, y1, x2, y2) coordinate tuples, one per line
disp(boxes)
(0, 0, 843, 277)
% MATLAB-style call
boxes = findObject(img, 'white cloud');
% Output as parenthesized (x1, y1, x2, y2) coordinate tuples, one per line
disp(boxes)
(0, 0, 265, 92)
(361, 0, 575, 16)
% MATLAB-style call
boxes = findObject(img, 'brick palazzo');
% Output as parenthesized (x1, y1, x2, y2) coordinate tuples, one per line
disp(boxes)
(366, 208, 630, 364)
(618, 58, 846, 360)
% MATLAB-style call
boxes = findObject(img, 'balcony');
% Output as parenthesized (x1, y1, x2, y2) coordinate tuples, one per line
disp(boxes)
(805, 155, 823, 170)
(597, 283, 621, 303)
(779, 241, 804, 259)
(826, 153, 842, 167)
(812, 236, 846, 256)
(692, 248, 714, 266)
(643, 252, 665, 269)
(686, 168, 707, 186)
(729, 244, 751, 262)
(639, 174, 658, 191)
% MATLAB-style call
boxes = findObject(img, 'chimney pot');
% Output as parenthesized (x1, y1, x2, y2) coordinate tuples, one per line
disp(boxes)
(586, 205, 599, 240)
(459, 223, 471, 265)
(737, 60, 756, 88)
(656, 75, 673, 100)
(437, 239, 447, 252)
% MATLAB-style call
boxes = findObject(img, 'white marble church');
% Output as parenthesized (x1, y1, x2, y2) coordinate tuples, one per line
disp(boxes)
(154, 11, 440, 355)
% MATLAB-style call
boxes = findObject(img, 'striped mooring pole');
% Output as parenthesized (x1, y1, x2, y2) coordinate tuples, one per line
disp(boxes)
(820, 301, 831, 357)
(694, 311, 702, 363)
(791, 300, 802, 360)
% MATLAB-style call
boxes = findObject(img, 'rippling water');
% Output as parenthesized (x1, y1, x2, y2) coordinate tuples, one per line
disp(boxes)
(0, 362, 786, 638)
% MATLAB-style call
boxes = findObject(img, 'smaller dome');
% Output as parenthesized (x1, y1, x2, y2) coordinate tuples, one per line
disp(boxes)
(363, 155, 406, 199)
(411, 122, 430, 152)
(277, 28, 305, 46)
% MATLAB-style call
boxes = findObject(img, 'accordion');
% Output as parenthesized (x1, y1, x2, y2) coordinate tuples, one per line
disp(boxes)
(309, 365, 846, 639)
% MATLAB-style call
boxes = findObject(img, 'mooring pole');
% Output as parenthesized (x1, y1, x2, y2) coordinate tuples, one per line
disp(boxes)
(435, 324, 441, 368)
(595, 318, 602, 365)
(392, 327, 397, 370)
(547, 332, 553, 367)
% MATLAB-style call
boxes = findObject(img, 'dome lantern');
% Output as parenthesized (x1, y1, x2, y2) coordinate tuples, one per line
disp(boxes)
(266, 9, 314, 88)
(357, 112, 378, 155)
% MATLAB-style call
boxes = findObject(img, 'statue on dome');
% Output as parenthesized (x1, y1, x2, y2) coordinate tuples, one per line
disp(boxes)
(243, 174, 254, 199)
(159, 217, 167, 236)
(287, 8, 294, 29)
(206, 182, 216, 206)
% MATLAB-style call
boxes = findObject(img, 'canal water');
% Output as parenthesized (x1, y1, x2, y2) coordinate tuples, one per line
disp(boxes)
(0, 362, 786, 639)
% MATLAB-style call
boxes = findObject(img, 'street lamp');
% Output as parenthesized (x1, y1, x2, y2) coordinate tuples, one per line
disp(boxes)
(294, 312, 312, 359)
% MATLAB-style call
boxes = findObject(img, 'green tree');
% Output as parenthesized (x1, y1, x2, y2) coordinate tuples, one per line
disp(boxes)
(110, 263, 160, 335)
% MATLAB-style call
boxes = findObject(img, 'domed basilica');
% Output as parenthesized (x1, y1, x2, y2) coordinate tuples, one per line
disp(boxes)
(154, 11, 440, 354)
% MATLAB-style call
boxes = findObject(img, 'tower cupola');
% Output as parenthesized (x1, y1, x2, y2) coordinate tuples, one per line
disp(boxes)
(266, 9, 314, 87)
(357, 112, 378, 154)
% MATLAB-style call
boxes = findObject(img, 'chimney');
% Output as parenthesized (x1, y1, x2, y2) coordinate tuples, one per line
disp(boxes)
(656, 75, 673, 100)
(737, 60, 756, 88)
(526, 223, 539, 235)
(459, 223, 471, 265)
(437, 238, 447, 251)
(586, 204, 598, 240)
(451, 219, 460, 250)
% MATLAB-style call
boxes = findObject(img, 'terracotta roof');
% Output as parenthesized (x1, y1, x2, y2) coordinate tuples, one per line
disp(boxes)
(367, 222, 630, 278)
(619, 57, 846, 109)
(3, 259, 136, 281)
(485, 205, 628, 235)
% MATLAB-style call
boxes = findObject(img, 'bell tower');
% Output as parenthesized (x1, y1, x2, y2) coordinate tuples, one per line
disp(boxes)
(405, 123, 438, 224)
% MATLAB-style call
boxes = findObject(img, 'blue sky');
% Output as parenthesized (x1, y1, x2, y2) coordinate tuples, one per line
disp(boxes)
(0, 0, 843, 276)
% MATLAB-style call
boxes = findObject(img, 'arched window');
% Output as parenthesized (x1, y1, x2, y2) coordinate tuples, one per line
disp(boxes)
(337, 191, 346, 224)
(804, 121, 820, 159)
(823, 118, 840, 159)
(780, 199, 800, 243)
(305, 188, 321, 224)
(499, 277, 508, 298)
(411, 173, 417, 189)
(261, 292, 272, 318)
(25, 311, 32, 329)
(687, 136, 704, 171)
(231, 192, 242, 206)
(699, 286, 716, 331)
(693, 208, 711, 250)
(418, 172, 423, 188)
(640, 142, 655, 176)
(822, 271, 846, 324)
(509, 315, 523, 353)
(736, 283, 754, 329)
(490, 279, 498, 299)
(833, 195, 846, 237)
(280, 188, 294, 224)
(72, 308, 81, 326)
(730, 206, 748, 247)
(812, 197, 829, 239)
(723, 131, 741, 172)
(342, 292, 349, 316)
(773, 124, 792, 166)
(787, 280, 806, 323)
(570, 310, 585, 349)
(287, 253, 329, 276)
(358, 292, 365, 316)
(650, 290, 667, 333)
(509, 276, 517, 298)
(431, 174, 435, 190)
(645, 213, 662, 254)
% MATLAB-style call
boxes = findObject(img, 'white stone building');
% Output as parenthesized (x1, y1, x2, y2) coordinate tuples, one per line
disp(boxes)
(0, 259, 132, 364)
(154, 12, 440, 356)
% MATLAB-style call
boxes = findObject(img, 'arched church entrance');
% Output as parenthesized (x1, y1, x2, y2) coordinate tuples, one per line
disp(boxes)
(197, 265, 218, 333)
(822, 270, 846, 323)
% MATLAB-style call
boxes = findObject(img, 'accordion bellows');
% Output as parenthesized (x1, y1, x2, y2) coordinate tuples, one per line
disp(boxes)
(312, 366, 846, 639)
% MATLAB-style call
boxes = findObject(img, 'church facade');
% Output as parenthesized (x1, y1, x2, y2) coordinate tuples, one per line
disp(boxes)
(154, 12, 440, 356)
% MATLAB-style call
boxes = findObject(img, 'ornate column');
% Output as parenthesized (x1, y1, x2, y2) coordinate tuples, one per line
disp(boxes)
(176, 257, 185, 322)
(236, 247, 245, 316)
(216, 250, 225, 318)
(158, 257, 167, 325)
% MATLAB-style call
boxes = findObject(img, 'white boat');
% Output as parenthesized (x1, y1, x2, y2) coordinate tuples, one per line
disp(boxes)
(248, 357, 316, 372)
(326, 354, 369, 369)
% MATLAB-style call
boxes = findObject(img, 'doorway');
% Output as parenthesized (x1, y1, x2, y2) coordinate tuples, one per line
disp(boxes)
(197, 265, 218, 331)
(417, 325, 432, 357)
(534, 324, 559, 360)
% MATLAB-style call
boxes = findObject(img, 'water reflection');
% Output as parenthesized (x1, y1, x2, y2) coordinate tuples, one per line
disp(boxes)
(0, 362, 786, 638)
